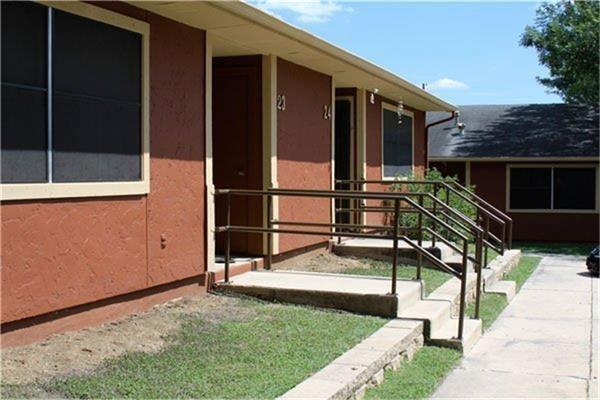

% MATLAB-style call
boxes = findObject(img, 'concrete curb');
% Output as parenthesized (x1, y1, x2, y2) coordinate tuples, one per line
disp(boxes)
(279, 320, 424, 400)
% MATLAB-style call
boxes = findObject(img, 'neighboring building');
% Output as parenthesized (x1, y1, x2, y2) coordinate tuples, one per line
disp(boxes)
(0, 1, 455, 346)
(428, 104, 599, 243)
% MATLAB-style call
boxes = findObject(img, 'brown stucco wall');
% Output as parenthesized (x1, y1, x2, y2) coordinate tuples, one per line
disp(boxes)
(277, 58, 332, 253)
(470, 161, 599, 243)
(364, 92, 427, 225)
(1, 2, 206, 324)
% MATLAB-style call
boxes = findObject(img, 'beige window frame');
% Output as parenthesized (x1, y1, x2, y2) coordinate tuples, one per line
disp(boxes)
(381, 102, 414, 180)
(1, 1, 150, 201)
(506, 164, 600, 214)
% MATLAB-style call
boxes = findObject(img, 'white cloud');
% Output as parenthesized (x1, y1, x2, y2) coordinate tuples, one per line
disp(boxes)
(428, 78, 469, 90)
(252, 0, 351, 23)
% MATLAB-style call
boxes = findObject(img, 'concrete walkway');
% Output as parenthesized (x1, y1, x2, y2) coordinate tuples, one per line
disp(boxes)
(433, 255, 598, 399)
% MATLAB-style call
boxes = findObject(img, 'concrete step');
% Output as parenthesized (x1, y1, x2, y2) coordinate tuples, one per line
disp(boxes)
(397, 299, 451, 337)
(485, 280, 516, 301)
(333, 239, 457, 268)
(214, 271, 422, 318)
(444, 255, 474, 274)
(426, 273, 478, 316)
(430, 317, 482, 355)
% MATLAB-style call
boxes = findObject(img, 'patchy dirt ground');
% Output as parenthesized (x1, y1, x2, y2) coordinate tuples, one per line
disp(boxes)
(1, 294, 257, 385)
(274, 251, 371, 273)
(1, 253, 374, 388)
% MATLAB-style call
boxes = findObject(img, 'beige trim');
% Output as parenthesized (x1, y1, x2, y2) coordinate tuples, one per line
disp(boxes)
(128, 1, 454, 112)
(356, 89, 367, 181)
(262, 55, 279, 254)
(381, 102, 414, 180)
(330, 78, 336, 227)
(356, 89, 367, 225)
(506, 163, 600, 214)
(430, 156, 599, 162)
(2, 2, 150, 201)
(465, 160, 471, 187)
(205, 33, 215, 272)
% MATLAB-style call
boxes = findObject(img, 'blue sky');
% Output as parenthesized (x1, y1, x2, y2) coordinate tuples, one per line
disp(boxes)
(251, 1, 562, 105)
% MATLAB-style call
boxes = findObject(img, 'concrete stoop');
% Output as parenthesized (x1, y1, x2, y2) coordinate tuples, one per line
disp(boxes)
(279, 320, 424, 400)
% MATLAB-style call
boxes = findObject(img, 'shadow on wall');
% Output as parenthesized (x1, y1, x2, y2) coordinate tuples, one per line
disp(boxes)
(435, 104, 599, 158)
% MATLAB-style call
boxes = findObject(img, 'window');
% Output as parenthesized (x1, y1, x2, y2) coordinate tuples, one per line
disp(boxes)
(382, 104, 413, 179)
(508, 166, 598, 211)
(1, 1, 149, 200)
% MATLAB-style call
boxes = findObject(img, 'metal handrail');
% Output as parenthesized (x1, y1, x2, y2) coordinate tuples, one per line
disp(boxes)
(336, 179, 511, 257)
(214, 187, 479, 340)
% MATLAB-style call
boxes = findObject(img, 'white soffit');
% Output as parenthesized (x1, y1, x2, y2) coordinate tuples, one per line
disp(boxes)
(130, 1, 455, 112)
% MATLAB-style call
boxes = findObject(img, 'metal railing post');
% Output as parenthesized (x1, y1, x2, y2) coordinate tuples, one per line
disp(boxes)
(432, 183, 438, 247)
(457, 239, 468, 340)
(225, 192, 231, 283)
(507, 220, 513, 250)
(474, 232, 483, 319)
(391, 199, 400, 295)
(484, 215, 490, 266)
(417, 194, 423, 281)
(266, 193, 273, 269)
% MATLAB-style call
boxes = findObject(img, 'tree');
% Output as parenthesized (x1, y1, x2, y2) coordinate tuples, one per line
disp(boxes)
(521, 1, 599, 104)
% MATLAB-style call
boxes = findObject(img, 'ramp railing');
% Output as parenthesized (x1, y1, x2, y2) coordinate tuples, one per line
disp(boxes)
(214, 188, 485, 340)
(336, 179, 512, 263)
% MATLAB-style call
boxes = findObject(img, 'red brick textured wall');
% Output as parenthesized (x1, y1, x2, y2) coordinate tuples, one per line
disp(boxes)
(277, 59, 332, 253)
(1, 2, 206, 323)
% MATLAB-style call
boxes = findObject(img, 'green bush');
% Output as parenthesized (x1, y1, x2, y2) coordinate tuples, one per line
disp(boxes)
(384, 168, 477, 243)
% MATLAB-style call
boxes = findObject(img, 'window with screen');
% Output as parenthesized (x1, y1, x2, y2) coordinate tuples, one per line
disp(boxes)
(509, 166, 597, 211)
(1, 1, 48, 183)
(382, 107, 413, 178)
(1, 1, 146, 198)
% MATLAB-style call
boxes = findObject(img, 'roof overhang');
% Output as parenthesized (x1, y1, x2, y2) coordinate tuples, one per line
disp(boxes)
(128, 1, 456, 112)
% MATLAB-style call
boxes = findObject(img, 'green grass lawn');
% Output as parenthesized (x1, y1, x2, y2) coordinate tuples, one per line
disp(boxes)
(3, 297, 386, 399)
(365, 346, 461, 400)
(514, 241, 595, 256)
(342, 258, 451, 296)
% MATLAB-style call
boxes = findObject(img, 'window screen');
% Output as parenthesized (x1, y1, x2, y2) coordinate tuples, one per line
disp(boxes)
(554, 168, 596, 210)
(509, 168, 551, 209)
(52, 9, 142, 182)
(1, 1, 48, 183)
(383, 109, 412, 178)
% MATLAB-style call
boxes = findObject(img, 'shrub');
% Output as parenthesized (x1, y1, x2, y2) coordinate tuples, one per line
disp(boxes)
(384, 168, 477, 243)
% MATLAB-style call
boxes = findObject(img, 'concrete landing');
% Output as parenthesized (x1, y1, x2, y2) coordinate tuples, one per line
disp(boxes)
(333, 238, 473, 272)
(214, 270, 422, 317)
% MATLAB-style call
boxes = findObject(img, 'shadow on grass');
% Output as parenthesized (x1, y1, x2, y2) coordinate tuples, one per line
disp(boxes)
(514, 241, 595, 257)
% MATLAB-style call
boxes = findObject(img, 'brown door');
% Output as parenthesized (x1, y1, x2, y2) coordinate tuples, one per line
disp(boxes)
(213, 56, 263, 256)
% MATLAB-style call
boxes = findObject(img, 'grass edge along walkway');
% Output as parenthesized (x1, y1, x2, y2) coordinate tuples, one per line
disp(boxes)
(364, 255, 542, 399)
(2, 297, 387, 400)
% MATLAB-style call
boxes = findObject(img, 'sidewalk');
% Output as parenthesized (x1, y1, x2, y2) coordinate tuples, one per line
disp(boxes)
(433, 255, 598, 399)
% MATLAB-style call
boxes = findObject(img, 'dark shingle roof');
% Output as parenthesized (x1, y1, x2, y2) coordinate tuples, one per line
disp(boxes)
(427, 104, 599, 158)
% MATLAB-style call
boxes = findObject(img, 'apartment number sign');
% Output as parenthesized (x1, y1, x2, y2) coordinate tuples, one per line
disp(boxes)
(276, 94, 286, 111)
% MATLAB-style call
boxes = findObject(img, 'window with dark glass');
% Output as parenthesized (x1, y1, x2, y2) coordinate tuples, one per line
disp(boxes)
(1, 1, 48, 183)
(510, 167, 597, 210)
(553, 168, 596, 210)
(509, 168, 551, 209)
(383, 108, 412, 178)
(1, 2, 142, 184)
